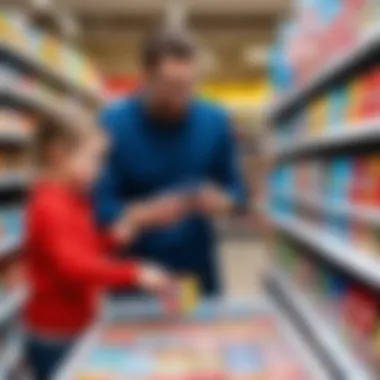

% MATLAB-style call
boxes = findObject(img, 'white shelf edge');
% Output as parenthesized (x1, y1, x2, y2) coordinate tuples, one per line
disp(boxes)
(0, 234, 21, 259)
(269, 25, 380, 119)
(0, 172, 32, 189)
(276, 193, 380, 225)
(2, 84, 62, 117)
(269, 269, 374, 380)
(0, 130, 32, 143)
(268, 212, 380, 288)
(0, 288, 27, 324)
(0, 336, 23, 379)
(268, 298, 331, 380)
(272, 118, 380, 157)
(0, 42, 104, 105)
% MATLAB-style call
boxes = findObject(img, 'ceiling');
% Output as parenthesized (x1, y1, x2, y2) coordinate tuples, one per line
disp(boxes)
(1, 0, 291, 82)
(54, 0, 290, 17)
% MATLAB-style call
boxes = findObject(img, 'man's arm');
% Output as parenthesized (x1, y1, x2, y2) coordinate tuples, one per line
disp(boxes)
(196, 110, 247, 216)
(213, 111, 247, 209)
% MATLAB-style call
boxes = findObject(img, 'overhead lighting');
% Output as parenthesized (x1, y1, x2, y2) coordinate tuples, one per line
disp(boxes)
(30, 0, 52, 11)
(164, 0, 188, 29)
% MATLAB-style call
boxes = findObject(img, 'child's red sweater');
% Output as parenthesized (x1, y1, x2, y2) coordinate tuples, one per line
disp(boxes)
(23, 181, 140, 337)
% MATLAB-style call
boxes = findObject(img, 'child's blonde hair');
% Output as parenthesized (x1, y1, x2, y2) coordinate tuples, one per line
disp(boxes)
(35, 108, 105, 165)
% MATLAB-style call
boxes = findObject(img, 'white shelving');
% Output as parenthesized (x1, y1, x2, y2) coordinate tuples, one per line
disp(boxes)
(268, 213, 380, 289)
(0, 336, 23, 380)
(0, 172, 31, 190)
(0, 234, 21, 259)
(0, 130, 32, 144)
(0, 288, 27, 324)
(269, 26, 380, 120)
(0, 42, 104, 106)
(268, 269, 373, 380)
(273, 118, 380, 157)
(277, 193, 380, 225)
(0, 84, 63, 118)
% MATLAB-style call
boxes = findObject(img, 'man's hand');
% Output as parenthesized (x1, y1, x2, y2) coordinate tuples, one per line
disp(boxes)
(128, 194, 189, 231)
(194, 184, 233, 216)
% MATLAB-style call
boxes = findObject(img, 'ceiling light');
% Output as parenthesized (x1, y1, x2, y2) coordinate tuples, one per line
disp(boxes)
(30, 0, 51, 11)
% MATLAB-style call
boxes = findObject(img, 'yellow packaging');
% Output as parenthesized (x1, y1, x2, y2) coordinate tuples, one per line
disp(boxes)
(371, 320, 380, 376)
(179, 275, 199, 315)
(40, 35, 62, 69)
(0, 13, 12, 41)
(347, 77, 364, 124)
(308, 96, 328, 135)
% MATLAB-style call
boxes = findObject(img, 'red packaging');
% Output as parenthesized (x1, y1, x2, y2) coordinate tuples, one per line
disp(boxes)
(350, 156, 372, 206)
(343, 285, 378, 363)
(360, 67, 380, 119)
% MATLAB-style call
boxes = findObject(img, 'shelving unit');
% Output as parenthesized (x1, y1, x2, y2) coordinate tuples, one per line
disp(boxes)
(267, 269, 373, 380)
(0, 130, 32, 145)
(0, 288, 27, 324)
(266, 3, 380, 378)
(0, 42, 104, 106)
(0, 234, 21, 260)
(272, 118, 380, 159)
(267, 213, 380, 289)
(268, 25, 380, 121)
(276, 193, 380, 226)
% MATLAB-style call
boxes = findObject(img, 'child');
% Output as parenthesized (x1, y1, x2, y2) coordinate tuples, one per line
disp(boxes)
(22, 111, 172, 380)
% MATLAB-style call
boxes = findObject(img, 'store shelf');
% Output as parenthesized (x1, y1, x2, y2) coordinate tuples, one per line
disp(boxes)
(0, 234, 21, 260)
(272, 118, 380, 158)
(267, 269, 373, 380)
(0, 84, 62, 118)
(268, 213, 380, 289)
(269, 26, 380, 121)
(0, 288, 26, 324)
(0, 336, 22, 380)
(0, 172, 31, 190)
(0, 130, 32, 145)
(0, 43, 104, 106)
(277, 193, 380, 225)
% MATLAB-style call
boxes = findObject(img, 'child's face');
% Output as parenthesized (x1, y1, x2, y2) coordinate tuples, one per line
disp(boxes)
(64, 132, 108, 190)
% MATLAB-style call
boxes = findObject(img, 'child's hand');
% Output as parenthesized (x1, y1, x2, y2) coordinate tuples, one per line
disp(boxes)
(138, 264, 173, 294)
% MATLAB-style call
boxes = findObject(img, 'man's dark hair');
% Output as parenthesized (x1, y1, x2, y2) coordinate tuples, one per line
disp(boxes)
(141, 29, 197, 69)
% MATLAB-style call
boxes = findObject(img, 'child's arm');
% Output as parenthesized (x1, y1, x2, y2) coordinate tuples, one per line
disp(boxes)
(98, 214, 139, 253)
(37, 201, 168, 290)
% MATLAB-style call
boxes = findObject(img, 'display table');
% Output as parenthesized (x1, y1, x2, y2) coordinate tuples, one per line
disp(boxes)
(54, 297, 326, 380)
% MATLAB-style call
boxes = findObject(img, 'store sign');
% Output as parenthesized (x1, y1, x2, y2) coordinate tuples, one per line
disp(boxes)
(104, 76, 140, 99)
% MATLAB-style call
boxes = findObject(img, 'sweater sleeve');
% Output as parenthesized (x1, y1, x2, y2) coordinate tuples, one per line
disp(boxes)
(94, 107, 126, 227)
(38, 201, 140, 288)
(212, 110, 248, 210)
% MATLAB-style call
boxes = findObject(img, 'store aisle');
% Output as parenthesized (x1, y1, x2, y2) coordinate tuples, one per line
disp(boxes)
(219, 237, 268, 299)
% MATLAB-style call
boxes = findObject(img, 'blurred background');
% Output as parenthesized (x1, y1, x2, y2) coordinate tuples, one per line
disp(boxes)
(0, 0, 380, 379)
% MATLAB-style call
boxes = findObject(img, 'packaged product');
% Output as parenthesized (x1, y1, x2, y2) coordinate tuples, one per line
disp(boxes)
(343, 285, 378, 365)
(347, 75, 366, 123)
(328, 85, 349, 126)
(350, 156, 369, 205)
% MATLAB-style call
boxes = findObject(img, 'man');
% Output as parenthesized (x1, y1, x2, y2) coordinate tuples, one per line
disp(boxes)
(95, 29, 246, 295)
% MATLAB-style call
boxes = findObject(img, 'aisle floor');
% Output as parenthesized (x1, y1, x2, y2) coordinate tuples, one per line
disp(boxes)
(219, 237, 268, 299)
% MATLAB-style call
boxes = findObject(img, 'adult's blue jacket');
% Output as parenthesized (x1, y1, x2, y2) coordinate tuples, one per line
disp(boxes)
(94, 95, 246, 294)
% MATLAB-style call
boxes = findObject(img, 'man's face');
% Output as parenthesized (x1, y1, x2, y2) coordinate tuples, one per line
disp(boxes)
(145, 57, 198, 119)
